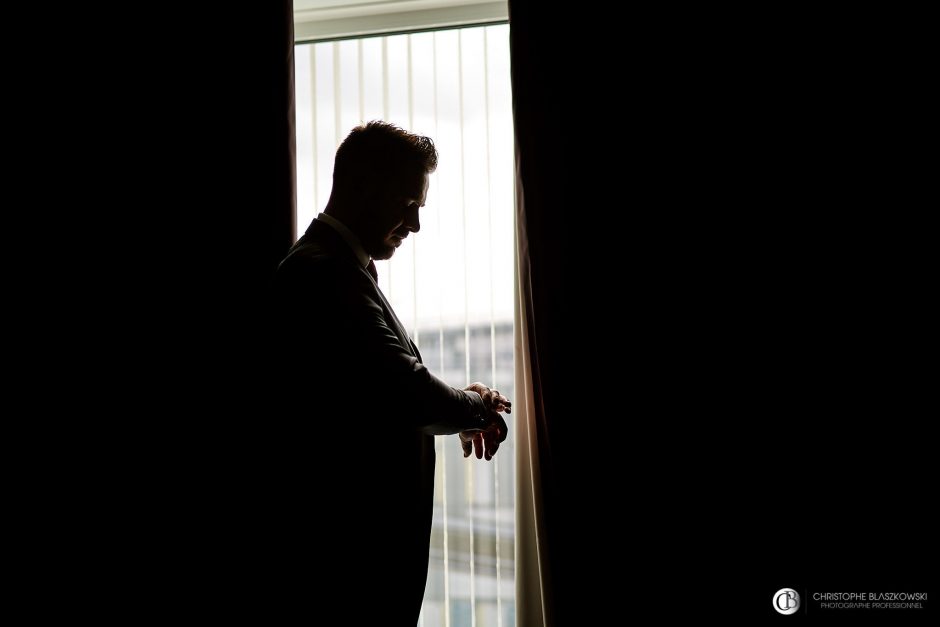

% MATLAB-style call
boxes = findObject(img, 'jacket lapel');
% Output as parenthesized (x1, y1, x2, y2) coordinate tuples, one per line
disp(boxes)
(362, 265, 419, 361)
(308, 220, 420, 362)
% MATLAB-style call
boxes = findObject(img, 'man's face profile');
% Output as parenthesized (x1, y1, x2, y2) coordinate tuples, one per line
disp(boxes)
(361, 170, 429, 261)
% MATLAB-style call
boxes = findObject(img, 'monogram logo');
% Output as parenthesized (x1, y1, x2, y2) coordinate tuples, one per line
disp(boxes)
(774, 588, 801, 615)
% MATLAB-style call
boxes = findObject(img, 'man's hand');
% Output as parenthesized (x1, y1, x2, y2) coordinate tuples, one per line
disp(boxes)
(464, 382, 511, 414)
(459, 412, 508, 460)
(461, 383, 510, 460)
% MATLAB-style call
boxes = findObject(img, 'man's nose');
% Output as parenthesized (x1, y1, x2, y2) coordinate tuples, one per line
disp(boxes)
(405, 211, 420, 233)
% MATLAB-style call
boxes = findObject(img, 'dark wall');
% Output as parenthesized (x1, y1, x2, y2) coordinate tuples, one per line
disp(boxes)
(162, 5, 296, 303)
(38, 5, 300, 619)
(509, 3, 934, 623)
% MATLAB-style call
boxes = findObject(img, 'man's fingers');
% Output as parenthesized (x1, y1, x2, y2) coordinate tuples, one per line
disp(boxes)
(484, 432, 500, 460)
(462, 405, 509, 462)
(492, 417, 508, 443)
(470, 384, 512, 415)
(492, 391, 511, 413)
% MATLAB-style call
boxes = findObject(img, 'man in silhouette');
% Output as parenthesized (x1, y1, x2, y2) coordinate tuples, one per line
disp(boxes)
(274, 121, 510, 623)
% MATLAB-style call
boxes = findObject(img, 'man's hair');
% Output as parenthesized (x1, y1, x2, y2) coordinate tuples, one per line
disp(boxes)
(332, 121, 437, 193)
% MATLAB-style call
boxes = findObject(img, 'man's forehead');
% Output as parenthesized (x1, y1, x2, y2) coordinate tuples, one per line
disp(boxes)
(404, 172, 429, 199)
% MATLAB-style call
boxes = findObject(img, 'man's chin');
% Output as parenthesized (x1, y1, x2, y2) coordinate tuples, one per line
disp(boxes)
(371, 245, 396, 261)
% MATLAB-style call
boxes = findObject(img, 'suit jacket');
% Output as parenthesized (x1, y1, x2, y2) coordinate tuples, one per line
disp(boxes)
(271, 218, 487, 623)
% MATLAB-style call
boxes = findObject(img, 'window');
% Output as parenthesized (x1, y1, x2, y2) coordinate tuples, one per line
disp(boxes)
(294, 23, 515, 627)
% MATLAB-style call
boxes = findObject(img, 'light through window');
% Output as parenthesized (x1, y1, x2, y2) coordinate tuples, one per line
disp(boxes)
(294, 24, 515, 627)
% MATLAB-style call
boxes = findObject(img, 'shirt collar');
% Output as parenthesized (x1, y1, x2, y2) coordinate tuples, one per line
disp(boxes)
(316, 213, 370, 268)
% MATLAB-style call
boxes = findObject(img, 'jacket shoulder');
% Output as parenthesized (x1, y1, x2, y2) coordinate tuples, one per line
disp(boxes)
(276, 242, 356, 285)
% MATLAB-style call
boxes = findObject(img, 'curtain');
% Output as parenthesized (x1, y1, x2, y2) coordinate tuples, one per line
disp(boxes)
(508, 1, 569, 625)
(513, 269, 555, 627)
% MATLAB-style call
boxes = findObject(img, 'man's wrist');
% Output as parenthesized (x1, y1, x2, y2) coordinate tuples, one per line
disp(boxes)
(463, 390, 488, 430)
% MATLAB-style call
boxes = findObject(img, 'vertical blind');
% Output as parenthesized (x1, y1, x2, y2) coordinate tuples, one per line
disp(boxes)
(294, 24, 516, 627)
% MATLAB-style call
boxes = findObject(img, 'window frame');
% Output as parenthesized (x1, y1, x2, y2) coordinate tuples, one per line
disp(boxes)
(294, 0, 508, 43)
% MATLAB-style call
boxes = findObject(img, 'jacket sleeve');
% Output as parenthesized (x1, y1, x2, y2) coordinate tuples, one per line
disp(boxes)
(276, 256, 490, 435)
